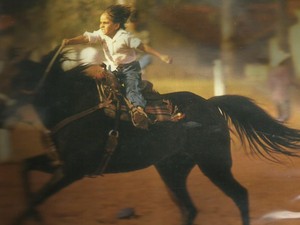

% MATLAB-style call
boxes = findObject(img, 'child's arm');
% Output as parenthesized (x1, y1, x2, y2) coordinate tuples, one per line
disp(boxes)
(137, 43, 172, 64)
(63, 35, 89, 45)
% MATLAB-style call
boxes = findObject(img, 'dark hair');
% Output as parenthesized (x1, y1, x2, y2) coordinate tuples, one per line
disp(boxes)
(104, 4, 131, 29)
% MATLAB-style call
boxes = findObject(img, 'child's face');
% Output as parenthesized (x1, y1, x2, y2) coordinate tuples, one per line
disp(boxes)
(99, 13, 119, 38)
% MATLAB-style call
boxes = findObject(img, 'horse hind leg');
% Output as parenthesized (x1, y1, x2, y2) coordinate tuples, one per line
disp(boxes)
(155, 153, 197, 225)
(201, 165, 249, 225)
(193, 135, 250, 225)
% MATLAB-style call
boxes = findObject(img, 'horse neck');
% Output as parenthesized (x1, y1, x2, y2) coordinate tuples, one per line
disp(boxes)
(33, 69, 100, 129)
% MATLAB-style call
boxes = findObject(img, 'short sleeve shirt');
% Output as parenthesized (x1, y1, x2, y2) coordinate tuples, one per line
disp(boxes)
(83, 29, 141, 70)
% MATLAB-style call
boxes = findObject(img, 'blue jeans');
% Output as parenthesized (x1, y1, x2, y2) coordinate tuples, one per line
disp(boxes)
(116, 61, 147, 108)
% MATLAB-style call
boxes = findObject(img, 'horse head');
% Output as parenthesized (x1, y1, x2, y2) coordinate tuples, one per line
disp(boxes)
(0, 51, 44, 128)
(2, 46, 103, 129)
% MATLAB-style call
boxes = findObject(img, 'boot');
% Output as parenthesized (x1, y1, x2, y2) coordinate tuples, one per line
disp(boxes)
(131, 106, 149, 130)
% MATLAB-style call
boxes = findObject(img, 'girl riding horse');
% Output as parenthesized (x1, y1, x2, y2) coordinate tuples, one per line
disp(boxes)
(64, 4, 172, 129)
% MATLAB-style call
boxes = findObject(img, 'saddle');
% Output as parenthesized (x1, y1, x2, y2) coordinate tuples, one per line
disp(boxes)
(98, 70, 185, 127)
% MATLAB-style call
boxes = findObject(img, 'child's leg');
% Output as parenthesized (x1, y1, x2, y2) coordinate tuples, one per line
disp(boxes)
(121, 62, 146, 108)
(118, 62, 149, 129)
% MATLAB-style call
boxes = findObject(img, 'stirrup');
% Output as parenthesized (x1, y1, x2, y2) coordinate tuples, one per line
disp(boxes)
(130, 106, 149, 130)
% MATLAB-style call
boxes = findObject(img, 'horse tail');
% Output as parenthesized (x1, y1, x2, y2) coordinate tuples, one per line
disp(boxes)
(208, 95, 300, 161)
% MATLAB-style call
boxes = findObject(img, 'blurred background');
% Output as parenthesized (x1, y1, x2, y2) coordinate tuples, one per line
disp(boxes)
(0, 0, 300, 104)
(1, 1, 300, 225)
(1, 0, 300, 85)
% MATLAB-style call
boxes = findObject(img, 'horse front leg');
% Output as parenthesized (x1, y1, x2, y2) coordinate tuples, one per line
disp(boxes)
(17, 159, 41, 224)
(13, 156, 75, 225)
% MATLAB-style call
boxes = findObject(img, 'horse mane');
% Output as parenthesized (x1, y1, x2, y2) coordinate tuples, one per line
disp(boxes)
(9, 46, 102, 129)
(43, 47, 90, 78)
(40, 46, 99, 95)
(11, 46, 94, 98)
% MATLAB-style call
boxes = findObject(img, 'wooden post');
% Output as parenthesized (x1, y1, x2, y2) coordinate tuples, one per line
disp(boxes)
(0, 129, 11, 163)
(221, 0, 237, 77)
(214, 59, 225, 96)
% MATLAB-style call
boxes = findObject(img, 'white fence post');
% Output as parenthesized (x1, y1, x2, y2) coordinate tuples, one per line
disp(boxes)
(213, 59, 226, 96)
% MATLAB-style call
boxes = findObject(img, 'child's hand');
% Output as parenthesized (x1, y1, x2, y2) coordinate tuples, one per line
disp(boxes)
(160, 55, 172, 64)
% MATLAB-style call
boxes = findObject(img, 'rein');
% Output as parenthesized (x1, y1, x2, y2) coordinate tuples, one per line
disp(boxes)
(16, 46, 123, 175)
(36, 43, 65, 93)
(24, 42, 65, 95)
(51, 100, 111, 134)
(49, 81, 121, 176)
(34, 52, 124, 175)
(47, 93, 118, 176)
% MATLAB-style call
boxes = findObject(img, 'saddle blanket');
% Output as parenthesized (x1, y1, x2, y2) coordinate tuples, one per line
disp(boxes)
(104, 99, 184, 123)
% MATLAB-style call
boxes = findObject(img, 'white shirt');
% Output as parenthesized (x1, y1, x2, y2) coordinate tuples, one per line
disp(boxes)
(84, 29, 141, 70)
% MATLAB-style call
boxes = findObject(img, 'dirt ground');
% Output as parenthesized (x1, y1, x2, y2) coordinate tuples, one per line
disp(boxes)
(2, 13, 300, 225)
(3, 125, 300, 225)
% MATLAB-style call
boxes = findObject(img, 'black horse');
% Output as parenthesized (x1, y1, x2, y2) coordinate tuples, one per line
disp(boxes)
(3, 47, 300, 225)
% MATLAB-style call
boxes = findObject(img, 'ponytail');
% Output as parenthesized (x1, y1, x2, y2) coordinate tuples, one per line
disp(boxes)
(105, 5, 131, 29)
